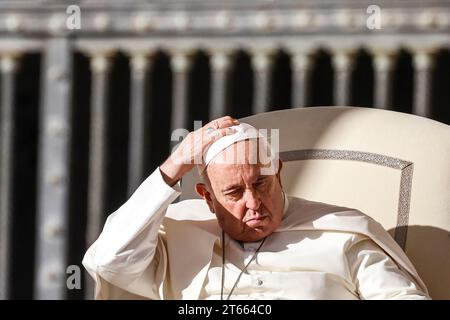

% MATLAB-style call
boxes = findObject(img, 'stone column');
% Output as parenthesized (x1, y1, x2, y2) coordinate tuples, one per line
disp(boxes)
(412, 49, 435, 118)
(210, 50, 232, 120)
(170, 51, 192, 133)
(0, 54, 19, 300)
(373, 51, 396, 110)
(291, 51, 314, 108)
(127, 52, 152, 195)
(34, 39, 73, 299)
(251, 51, 274, 114)
(84, 52, 113, 299)
(332, 50, 355, 106)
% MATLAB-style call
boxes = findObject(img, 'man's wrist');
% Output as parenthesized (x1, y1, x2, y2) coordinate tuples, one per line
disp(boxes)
(159, 167, 179, 187)
(159, 158, 191, 187)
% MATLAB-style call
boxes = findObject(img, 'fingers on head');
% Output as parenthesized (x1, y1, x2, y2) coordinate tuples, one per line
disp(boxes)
(208, 116, 239, 129)
(214, 127, 235, 140)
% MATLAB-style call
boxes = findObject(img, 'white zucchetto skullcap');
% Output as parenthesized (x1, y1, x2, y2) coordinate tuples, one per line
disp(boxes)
(198, 122, 266, 174)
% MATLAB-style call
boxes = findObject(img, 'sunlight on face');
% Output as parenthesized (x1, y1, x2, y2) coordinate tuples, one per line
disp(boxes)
(204, 140, 284, 242)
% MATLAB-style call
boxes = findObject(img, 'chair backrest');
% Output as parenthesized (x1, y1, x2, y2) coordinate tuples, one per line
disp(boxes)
(180, 106, 450, 299)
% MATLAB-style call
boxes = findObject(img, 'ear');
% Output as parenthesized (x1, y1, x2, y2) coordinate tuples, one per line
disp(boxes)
(276, 159, 283, 187)
(195, 183, 215, 213)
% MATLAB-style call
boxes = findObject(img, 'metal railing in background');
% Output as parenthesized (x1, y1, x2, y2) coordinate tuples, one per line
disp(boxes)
(0, 0, 450, 299)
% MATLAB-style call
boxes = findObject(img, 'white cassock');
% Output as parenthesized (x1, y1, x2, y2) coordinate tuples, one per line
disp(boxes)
(82, 168, 430, 300)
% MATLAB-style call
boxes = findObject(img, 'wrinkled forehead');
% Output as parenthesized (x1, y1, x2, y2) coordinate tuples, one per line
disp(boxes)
(207, 139, 278, 176)
(206, 162, 262, 187)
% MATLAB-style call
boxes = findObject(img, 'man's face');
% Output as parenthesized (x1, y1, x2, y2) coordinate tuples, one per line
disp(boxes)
(196, 140, 285, 242)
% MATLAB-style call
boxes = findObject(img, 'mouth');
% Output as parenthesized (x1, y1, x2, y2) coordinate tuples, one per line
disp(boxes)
(245, 215, 268, 227)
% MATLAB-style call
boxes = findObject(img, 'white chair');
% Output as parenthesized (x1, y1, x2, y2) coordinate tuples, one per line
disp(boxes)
(180, 106, 450, 299)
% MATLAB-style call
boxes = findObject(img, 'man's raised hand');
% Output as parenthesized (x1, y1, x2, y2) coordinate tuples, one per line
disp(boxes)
(159, 116, 239, 187)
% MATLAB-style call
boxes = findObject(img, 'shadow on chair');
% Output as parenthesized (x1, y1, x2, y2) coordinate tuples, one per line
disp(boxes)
(388, 225, 450, 300)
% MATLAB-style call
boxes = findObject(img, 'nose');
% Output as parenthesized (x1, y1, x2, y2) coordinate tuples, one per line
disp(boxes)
(244, 188, 261, 211)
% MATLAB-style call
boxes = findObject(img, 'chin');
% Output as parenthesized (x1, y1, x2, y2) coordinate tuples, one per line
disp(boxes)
(240, 226, 273, 242)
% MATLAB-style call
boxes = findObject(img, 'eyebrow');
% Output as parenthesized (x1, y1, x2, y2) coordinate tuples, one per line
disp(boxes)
(255, 176, 268, 182)
(221, 185, 242, 193)
(221, 176, 268, 193)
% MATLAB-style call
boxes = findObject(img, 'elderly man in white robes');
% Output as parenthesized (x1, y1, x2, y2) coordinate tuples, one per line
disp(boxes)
(83, 116, 430, 300)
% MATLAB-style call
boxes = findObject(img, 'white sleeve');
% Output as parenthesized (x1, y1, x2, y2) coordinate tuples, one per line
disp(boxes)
(82, 167, 181, 298)
(346, 235, 430, 300)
